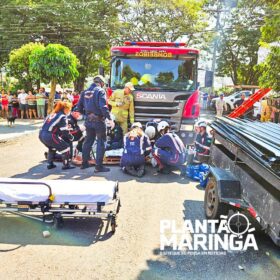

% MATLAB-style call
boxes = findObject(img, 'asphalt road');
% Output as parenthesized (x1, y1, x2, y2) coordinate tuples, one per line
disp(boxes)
(0, 120, 279, 280)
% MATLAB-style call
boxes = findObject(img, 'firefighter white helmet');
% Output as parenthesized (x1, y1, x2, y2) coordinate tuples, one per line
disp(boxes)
(131, 122, 142, 129)
(199, 122, 207, 128)
(157, 121, 170, 132)
(93, 75, 106, 84)
(145, 126, 156, 139)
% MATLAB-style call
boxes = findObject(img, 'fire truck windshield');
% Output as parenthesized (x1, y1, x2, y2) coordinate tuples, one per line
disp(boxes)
(110, 57, 197, 91)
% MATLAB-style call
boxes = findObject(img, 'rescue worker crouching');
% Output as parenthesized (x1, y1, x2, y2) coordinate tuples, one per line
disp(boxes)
(77, 75, 114, 173)
(153, 121, 186, 174)
(121, 122, 151, 177)
(39, 101, 75, 170)
(67, 109, 85, 158)
(194, 122, 212, 156)
(108, 82, 135, 134)
(106, 114, 123, 150)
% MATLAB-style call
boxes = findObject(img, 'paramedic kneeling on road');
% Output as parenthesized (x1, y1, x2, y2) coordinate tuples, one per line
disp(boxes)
(153, 121, 186, 174)
(121, 122, 151, 177)
(77, 75, 114, 173)
(195, 122, 212, 155)
(39, 101, 75, 170)
(108, 82, 135, 134)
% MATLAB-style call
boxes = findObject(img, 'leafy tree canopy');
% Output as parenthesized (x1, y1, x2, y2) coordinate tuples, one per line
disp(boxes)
(216, 0, 263, 85)
(29, 43, 79, 111)
(120, 0, 209, 45)
(8, 42, 45, 90)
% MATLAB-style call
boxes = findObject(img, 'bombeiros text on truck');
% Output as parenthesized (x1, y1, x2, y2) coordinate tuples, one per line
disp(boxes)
(108, 41, 200, 145)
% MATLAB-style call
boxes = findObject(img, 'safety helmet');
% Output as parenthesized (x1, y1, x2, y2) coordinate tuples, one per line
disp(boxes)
(199, 122, 207, 128)
(145, 126, 156, 139)
(157, 121, 170, 132)
(93, 75, 106, 84)
(125, 82, 135, 91)
(131, 122, 142, 129)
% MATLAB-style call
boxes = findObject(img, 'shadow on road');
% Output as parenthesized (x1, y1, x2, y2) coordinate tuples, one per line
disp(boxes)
(136, 200, 280, 280)
(12, 162, 189, 184)
(0, 212, 114, 248)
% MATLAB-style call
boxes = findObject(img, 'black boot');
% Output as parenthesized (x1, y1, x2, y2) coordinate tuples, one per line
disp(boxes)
(125, 166, 139, 177)
(47, 148, 56, 169)
(62, 151, 75, 170)
(47, 163, 56, 169)
(94, 165, 110, 173)
(158, 166, 171, 174)
(136, 165, 145, 177)
(80, 162, 90, 169)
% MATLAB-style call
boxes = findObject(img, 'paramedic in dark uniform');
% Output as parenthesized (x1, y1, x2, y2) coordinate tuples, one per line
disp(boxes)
(121, 122, 151, 177)
(194, 122, 212, 156)
(39, 101, 75, 170)
(67, 109, 85, 158)
(153, 121, 186, 174)
(77, 75, 114, 173)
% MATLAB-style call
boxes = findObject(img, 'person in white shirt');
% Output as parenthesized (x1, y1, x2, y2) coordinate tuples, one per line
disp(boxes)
(18, 89, 28, 119)
(215, 94, 227, 117)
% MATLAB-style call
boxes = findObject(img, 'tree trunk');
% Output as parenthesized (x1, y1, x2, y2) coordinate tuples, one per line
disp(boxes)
(74, 76, 86, 92)
(36, 79, 40, 90)
(48, 78, 56, 114)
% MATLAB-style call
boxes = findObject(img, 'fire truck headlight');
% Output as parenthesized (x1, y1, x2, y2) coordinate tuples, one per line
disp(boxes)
(180, 124, 194, 131)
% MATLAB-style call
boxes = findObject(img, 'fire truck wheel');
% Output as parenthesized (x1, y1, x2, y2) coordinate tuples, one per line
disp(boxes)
(204, 177, 229, 220)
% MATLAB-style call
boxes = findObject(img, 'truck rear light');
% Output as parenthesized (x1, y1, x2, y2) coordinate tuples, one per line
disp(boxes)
(182, 89, 200, 118)
(248, 206, 257, 218)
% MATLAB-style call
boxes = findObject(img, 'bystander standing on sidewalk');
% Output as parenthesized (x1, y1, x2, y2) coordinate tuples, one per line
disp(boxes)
(26, 90, 37, 119)
(18, 89, 28, 119)
(215, 94, 227, 117)
(72, 91, 80, 108)
(36, 88, 46, 119)
(202, 92, 208, 109)
(11, 93, 19, 117)
(0, 90, 2, 118)
(7, 91, 13, 114)
(67, 91, 74, 103)
(1, 89, 9, 118)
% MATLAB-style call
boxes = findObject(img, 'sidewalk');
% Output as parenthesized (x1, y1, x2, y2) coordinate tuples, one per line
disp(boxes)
(0, 118, 44, 141)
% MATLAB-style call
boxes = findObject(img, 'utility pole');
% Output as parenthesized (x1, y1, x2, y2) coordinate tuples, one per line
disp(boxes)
(211, 7, 221, 95)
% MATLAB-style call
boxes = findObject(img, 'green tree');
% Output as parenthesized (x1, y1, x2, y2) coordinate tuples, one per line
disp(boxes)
(8, 42, 45, 90)
(29, 43, 79, 112)
(216, 0, 263, 85)
(258, 46, 280, 91)
(120, 0, 209, 44)
(256, 0, 280, 90)
(0, 0, 123, 90)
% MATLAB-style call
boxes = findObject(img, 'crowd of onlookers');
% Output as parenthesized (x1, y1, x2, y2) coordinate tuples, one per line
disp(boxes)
(0, 88, 80, 120)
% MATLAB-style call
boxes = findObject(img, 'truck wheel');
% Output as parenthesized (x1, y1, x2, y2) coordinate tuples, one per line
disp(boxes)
(111, 217, 116, 234)
(204, 177, 229, 219)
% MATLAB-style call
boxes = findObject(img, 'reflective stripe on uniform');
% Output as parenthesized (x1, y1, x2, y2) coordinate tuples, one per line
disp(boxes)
(49, 114, 65, 132)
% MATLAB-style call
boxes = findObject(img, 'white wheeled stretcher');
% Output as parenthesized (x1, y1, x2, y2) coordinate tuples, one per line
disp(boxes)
(0, 178, 120, 233)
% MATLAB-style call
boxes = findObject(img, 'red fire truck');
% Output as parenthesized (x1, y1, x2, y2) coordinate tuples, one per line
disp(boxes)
(108, 41, 200, 145)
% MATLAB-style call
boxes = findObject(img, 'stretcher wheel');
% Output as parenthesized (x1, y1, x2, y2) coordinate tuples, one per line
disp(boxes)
(111, 216, 117, 233)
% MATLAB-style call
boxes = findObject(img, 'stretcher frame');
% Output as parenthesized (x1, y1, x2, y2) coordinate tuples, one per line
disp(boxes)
(0, 180, 121, 233)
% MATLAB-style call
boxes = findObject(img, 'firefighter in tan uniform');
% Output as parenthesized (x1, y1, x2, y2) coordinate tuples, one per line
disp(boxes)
(108, 82, 135, 134)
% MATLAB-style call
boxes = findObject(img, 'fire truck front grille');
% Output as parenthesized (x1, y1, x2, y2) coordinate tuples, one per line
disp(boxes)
(134, 101, 182, 131)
